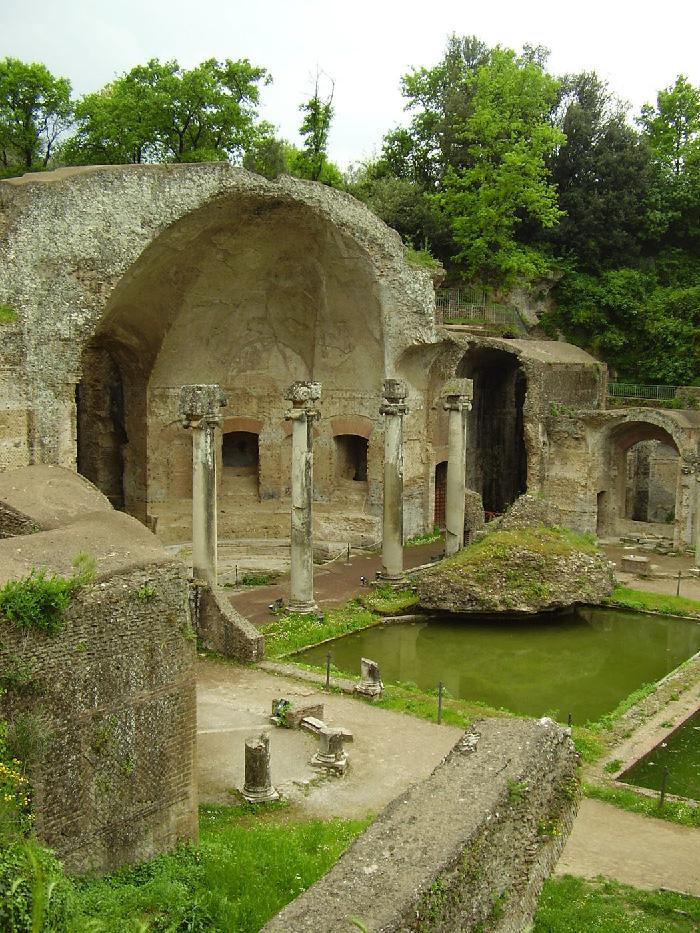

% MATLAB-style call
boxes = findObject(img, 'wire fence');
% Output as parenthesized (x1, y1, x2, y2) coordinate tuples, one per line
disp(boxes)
(435, 287, 522, 327)
(607, 383, 678, 401)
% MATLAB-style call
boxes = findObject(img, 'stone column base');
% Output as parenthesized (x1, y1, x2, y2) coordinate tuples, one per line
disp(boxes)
(311, 752, 348, 774)
(287, 599, 319, 614)
(242, 785, 280, 804)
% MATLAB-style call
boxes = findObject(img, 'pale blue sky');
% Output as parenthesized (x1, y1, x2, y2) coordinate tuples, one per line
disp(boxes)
(2, 0, 699, 168)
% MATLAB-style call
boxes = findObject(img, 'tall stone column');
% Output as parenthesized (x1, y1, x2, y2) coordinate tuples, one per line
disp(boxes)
(380, 378, 408, 579)
(443, 378, 473, 557)
(179, 384, 227, 585)
(695, 472, 700, 568)
(285, 381, 321, 613)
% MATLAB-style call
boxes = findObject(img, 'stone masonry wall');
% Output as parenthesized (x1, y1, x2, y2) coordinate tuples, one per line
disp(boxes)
(0, 561, 198, 874)
(264, 717, 578, 933)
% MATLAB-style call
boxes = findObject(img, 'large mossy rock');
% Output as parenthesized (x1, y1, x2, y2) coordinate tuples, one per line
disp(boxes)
(417, 526, 614, 614)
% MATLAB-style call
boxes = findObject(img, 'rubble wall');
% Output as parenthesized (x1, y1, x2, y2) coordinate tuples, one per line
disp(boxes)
(264, 717, 578, 933)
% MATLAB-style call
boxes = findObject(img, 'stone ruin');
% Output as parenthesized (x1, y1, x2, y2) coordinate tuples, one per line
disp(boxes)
(0, 163, 698, 902)
(2, 164, 698, 559)
(0, 466, 198, 872)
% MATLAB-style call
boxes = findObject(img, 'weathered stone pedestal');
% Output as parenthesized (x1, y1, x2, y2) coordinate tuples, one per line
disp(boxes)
(311, 728, 348, 774)
(380, 379, 408, 579)
(354, 657, 383, 697)
(242, 733, 279, 803)
(443, 379, 473, 557)
(285, 381, 321, 613)
(179, 384, 227, 585)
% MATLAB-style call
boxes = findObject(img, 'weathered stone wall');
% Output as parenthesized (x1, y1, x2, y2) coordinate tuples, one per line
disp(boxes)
(541, 409, 699, 544)
(0, 166, 435, 534)
(197, 586, 264, 661)
(0, 466, 198, 873)
(264, 717, 578, 933)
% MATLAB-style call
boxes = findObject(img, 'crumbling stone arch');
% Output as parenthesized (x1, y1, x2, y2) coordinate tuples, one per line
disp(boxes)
(595, 412, 693, 544)
(0, 165, 434, 529)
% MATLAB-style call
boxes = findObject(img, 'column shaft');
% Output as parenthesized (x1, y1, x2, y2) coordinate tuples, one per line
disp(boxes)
(382, 411, 404, 578)
(290, 414, 315, 610)
(445, 405, 467, 556)
(192, 421, 218, 584)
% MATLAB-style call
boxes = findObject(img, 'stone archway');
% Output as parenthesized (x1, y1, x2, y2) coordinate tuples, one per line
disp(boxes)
(597, 418, 683, 542)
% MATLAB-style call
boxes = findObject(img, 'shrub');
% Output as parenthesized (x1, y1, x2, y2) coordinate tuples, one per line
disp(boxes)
(0, 569, 76, 635)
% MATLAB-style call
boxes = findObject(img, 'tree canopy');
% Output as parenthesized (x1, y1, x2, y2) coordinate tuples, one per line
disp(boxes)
(0, 57, 72, 171)
(1, 44, 699, 384)
(62, 58, 270, 165)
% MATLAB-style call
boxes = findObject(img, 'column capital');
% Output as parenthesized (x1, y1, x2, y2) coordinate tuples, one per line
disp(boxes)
(284, 381, 321, 421)
(442, 377, 474, 412)
(381, 378, 408, 416)
(179, 384, 227, 429)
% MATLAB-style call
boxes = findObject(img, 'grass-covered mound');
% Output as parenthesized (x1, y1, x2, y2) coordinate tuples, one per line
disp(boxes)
(417, 525, 614, 614)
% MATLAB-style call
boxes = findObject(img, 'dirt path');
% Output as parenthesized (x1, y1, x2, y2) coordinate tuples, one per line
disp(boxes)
(197, 658, 461, 819)
(227, 540, 440, 625)
(556, 799, 700, 896)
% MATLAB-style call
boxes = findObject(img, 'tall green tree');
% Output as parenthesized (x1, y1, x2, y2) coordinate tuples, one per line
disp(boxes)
(639, 75, 700, 176)
(62, 58, 269, 165)
(638, 75, 700, 251)
(543, 72, 650, 271)
(0, 58, 72, 171)
(437, 46, 564, 282)
(294, 71, 335, 182)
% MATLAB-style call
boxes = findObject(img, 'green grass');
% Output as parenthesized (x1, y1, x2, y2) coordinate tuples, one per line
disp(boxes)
(454, 525, 599, 566)
(2, 803, 369, 932)
(534, 875, 700, 931)
(584, 783, 700, 829)
(262, 602, 380, 659)
(0, 304, 18, 324)
(405, 526, 442, 547)
(358, 679, 511, 730)
(607, 586, 700, 618)
(358, 585, 419, 615)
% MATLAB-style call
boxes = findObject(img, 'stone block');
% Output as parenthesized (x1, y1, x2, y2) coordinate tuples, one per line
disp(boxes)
(620, 555, 651, 573)
(271, 699, 324, 729)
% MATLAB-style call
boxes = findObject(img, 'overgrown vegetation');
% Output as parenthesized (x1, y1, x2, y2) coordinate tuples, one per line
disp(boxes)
(262, 602, 380, 658)
(534, 875, 700, 931)
(405, 526, 442, 547)
(357, 584, 419, 615)
(0, 553, 95, 635)
(0, 304, 18, 324)
(0, 801, 368, 932)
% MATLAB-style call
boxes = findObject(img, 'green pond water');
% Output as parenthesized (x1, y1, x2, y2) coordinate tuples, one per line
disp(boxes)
(295, 607, 700, 724)
(620, 709, 700, 800)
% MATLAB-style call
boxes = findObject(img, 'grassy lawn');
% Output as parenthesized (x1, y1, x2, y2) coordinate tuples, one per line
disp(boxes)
(534, 876, 700, 932)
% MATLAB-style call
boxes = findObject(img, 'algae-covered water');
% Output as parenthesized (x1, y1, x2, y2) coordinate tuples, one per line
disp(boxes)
(295, 607, 700, 724)
(620, 708, 700, 800)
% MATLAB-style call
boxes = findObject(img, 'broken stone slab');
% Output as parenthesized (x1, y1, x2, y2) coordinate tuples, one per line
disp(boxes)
(620, 555, 651, 574)
(270, 698, 324, 729)
(354, 657, 383, 697)
(242, 733, 279, 803)
(300, 717, 354, 743)
(311, 728, 348, 774)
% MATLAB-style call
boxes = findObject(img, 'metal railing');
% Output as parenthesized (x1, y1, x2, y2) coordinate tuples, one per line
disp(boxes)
(435, 287, 522, 327)
(607, 383, 678, 401)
